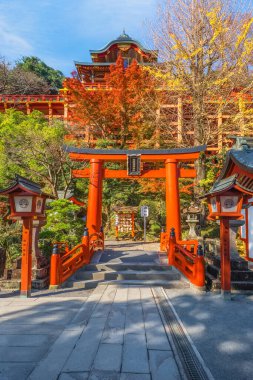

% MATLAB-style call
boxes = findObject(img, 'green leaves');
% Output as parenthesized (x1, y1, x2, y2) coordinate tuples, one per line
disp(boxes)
(0, 109, 74, 197)
(16, 56, 64, 90)
(40, 199, 84, 252)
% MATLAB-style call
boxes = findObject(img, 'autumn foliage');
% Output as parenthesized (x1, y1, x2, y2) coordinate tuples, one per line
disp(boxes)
(64, 56, 158, 148)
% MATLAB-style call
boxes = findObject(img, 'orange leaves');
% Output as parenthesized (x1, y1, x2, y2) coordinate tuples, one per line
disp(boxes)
(64, 55, 157, 148)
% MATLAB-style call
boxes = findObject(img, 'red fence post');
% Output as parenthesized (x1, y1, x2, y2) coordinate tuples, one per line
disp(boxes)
(160, 227, 167, 252)
(82, 227, 90, 261)
(168, 227, 176, 265)
(49, 244, 61, 289)
(194, 244, 205, 288)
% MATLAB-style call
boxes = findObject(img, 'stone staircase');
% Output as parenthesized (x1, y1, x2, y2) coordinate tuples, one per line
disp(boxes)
(63, 262, 190, 290)
(205, 254, 253, 292)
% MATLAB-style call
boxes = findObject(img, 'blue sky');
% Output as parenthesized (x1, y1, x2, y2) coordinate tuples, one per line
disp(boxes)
(0, 0, 157, 76)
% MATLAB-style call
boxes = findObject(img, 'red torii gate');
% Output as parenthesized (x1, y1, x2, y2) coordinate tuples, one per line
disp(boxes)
(67, 146, 206, 240)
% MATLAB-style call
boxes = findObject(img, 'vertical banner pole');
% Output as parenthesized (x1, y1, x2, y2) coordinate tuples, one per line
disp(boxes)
(144, 216, 146, 242)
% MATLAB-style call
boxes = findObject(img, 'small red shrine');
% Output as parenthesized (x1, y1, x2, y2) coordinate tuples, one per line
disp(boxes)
(113, 206, 138, 240)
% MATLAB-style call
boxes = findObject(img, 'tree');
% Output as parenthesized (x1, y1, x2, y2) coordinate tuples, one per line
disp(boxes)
(17, 56, 65, 91)
(64, 55, 159, 148)
(150, 0, 253, 178)
(0, 109, 75, 197)
(40, 199, 84, 254)
(0, 57, 50, 94)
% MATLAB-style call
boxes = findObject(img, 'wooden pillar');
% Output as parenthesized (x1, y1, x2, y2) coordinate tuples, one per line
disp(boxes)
(26, 102, 31, 115)
(97, 164, 103, 231)
(220, 218, 231, 297)
(86, 159, 103, 234)
(155, 108, 160, 148)
(238, 97, 245, 136)
(48, 102, 53, 120)
(177, 97, 183, 144)
(20, 218, 33, 297)
(165, 159, 181, 240)
(218, 108, 223, 151)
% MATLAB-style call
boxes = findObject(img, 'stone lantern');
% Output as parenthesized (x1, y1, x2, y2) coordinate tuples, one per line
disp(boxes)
(185, 202, 201, 239)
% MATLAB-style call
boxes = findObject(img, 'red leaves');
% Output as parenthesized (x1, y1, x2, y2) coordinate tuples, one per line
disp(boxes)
(64, 55, 157, 148)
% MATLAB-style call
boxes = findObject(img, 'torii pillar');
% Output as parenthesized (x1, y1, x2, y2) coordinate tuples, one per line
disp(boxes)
(165, 159, 181, 240)
(86, 159, 103, 234)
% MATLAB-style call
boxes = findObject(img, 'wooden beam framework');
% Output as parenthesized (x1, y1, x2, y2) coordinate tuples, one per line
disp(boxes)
(69, 152, 201, 162)
(72, 167, 196, 179)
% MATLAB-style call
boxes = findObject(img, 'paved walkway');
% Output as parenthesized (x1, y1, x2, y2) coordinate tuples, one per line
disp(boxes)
(1, 241, 253, 379)
(0, 285, 181, 380)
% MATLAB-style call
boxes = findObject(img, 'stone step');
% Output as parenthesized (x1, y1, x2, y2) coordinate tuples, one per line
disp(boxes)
(231, 271, 253, 281)
(206, 273, 253, 292)
(100, 280, 190, 288)
(74, 270, 179, 281)
(231, 281, 253, 291)
(83, 263, 172, 272)
(205, 255, 249, 270)
(64, 279, 190, 289)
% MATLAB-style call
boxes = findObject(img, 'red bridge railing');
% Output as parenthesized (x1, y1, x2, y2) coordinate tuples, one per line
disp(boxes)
(49, 228, 104, 288)
(167, 228, 205, 289)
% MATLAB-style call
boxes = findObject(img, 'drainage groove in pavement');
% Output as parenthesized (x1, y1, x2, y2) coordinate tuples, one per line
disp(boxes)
(152, 287, 214, 380)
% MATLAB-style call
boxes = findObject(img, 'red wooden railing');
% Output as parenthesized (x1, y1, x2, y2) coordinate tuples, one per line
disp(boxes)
(0, 94, 65, 102)
(49, 229, 104, 288)
(167, 228, 205, 289)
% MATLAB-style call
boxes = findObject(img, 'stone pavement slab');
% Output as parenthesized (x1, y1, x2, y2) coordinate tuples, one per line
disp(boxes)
(149, 349, 181, 380)
(140, 287, 171, 351)
(93, 343, 122, 371)
(29, 327, 84, 380)
(122, 333, 149, 374)
(0, 363, 36, 380)
(0, 346, 48, 363)
(63, 317, 107, 373)
(89, 371, 120, 380)
(59, 373, 89, 380)
(0, 334, 51, 346)
(120, 375, 151, 380)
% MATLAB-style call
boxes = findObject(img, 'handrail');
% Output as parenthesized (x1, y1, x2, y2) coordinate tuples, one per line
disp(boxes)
(0, 94, 64, 102)
(167, 228, 205, 289)
(49, 228, 104, 288)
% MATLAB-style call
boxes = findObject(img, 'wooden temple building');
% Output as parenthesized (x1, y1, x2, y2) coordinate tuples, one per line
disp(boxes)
(75, 30, 157, 85)
(0, 32, 252, 152)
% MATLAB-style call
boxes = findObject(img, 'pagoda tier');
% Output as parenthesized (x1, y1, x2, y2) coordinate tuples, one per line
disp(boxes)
(75, 31, 158, 84)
